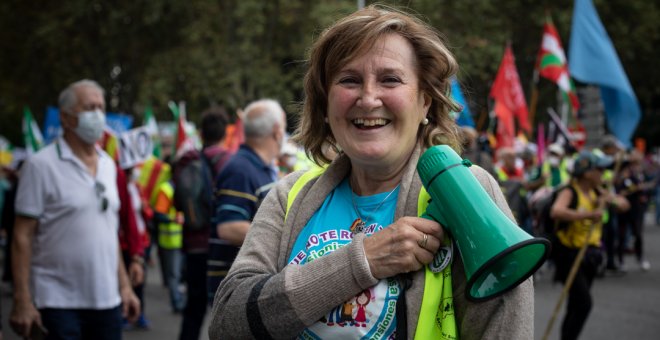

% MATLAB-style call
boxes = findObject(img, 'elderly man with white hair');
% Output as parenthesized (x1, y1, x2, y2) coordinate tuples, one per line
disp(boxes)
(10, 79, 140, 339)
(207, 99, 287, 303)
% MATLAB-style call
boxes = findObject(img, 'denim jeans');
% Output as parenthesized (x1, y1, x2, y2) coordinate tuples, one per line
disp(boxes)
(39, 306, 122, 340)
(161, 248, 185, 311)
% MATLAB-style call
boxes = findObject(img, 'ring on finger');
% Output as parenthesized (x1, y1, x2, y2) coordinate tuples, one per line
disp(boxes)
(418, 233, 429, 249)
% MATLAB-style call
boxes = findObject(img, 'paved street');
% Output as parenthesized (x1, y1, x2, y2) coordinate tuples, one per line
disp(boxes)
(2, 213, 659, 339)
(534, 212, 660, 340)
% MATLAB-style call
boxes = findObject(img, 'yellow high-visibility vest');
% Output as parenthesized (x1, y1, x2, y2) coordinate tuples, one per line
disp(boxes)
(287, 169, 457, 339)
(157, 182, 183, 250)
(542, 160, 570, 188)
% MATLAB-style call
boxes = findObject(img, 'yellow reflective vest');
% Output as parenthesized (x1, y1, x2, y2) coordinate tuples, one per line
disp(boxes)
(286, 169, 458, 339)
(542, 160, 570, 188)
(156, 182, 183, 250)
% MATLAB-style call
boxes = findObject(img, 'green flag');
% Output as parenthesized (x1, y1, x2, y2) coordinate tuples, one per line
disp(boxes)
(143, 105, 162, 157)
(22, 106, 44, 155)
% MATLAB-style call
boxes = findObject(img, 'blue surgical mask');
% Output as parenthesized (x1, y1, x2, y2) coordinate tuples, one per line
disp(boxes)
(74, 110, 105, 144)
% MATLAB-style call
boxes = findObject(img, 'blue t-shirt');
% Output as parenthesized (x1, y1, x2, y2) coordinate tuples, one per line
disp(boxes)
(288, 179, 401, 339)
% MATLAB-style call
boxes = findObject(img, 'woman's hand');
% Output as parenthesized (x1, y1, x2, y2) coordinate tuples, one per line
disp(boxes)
(363, 216, 444, 279)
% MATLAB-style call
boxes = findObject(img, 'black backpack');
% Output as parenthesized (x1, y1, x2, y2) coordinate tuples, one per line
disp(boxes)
(530, 184, 577, 259)
(174, 151, 225, 231)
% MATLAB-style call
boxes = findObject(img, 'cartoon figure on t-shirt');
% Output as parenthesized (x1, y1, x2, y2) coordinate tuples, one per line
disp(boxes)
(353, 289, 373, 327)
(322, 304, 342, 326)
(350, 218, 363, 234)
(287, 179, 401, 339)
(322, 299, 354, 327)
(340, 300, 354, 326)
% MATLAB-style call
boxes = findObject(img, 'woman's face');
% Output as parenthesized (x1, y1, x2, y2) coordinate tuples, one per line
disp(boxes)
(326, 33, 431, 169)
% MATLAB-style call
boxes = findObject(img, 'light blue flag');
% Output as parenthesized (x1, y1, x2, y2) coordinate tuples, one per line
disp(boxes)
(568, 0, 641, 147)
(451, 78, 475, 127)
(105, 113, 134, 133)
(43, 106, 62, 144)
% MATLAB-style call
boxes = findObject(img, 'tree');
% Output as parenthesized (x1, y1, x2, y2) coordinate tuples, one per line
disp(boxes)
(1, 0, 658, 148)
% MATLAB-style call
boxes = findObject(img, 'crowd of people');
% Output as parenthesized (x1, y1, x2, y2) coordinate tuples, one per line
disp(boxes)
(0, 79, 299, 339)
(0, 4, 657, 340)
(477, 132, 659, 276)
(464, 126, 659, 339)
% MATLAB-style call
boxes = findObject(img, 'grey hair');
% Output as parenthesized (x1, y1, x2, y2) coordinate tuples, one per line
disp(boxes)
(58, 79, 105, 113)
(243, 99, 286, 138)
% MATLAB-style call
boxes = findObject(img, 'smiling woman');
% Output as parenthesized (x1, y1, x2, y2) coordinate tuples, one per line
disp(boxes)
(209, 5, 533, 340)
(326, 34, 430, 175)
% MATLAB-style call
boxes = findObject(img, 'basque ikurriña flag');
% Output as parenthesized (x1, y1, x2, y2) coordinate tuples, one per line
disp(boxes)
(536, 16, 580, 115)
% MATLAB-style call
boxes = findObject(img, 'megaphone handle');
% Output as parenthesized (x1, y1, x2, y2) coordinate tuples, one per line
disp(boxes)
(420, 200, 447, 226)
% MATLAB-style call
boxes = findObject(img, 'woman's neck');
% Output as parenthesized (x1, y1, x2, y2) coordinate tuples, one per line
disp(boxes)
(350, 162, 406, 196)
(347, 143, 418, 196)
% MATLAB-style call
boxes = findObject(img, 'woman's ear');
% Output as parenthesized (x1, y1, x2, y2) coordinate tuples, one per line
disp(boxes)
(420, 92, 432, 119)
(423, 92, 432, 111)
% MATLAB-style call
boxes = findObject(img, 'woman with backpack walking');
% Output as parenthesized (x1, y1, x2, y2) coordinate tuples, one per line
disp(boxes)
(550, 151, 629, 340)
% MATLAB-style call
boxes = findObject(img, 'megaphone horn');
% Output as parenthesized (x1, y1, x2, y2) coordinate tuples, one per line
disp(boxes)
(417, 145, 550, 302)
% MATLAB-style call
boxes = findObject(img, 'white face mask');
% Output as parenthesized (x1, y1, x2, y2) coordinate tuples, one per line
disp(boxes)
(548, 156, 560, 167)
(74, 110, 106, 144)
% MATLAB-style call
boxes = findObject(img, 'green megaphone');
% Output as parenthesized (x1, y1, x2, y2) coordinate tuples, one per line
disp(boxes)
(417, 145, 550, 301)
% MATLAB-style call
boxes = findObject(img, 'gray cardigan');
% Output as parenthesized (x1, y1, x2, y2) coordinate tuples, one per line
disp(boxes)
(209, 145, 534, 339)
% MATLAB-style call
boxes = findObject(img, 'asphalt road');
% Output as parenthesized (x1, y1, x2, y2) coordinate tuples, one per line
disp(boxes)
(2, 213, 659, 339)
(534, 212, 660, 340)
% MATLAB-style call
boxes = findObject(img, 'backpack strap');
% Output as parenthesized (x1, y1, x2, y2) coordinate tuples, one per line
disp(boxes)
(553, 184, 579, 232)
(198, 150, 214, 198)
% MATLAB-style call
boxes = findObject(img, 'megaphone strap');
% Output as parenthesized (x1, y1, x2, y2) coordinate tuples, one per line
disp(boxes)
(424, 159, 472, 188)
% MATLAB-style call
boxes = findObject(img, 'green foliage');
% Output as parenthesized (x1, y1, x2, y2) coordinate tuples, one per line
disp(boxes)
(0, 0, 658, 147)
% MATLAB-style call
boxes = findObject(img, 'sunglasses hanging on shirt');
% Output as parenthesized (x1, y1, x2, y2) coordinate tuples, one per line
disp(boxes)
(94, 181, 109, 212)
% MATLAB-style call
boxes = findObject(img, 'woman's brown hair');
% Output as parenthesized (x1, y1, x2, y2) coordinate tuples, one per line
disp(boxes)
(293, 4, 462, 166)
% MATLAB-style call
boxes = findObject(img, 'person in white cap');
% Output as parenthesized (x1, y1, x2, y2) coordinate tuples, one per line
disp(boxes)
(543, 143, 570, 188)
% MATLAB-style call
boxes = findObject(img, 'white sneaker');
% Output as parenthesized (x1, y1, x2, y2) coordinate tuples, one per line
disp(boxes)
(640, 260, 651, 272)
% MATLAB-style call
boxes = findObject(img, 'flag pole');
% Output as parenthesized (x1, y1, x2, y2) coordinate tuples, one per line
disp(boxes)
(541, 221, 597, 340)
(541, 194, 604, 340)
(529, 70, 540, 129)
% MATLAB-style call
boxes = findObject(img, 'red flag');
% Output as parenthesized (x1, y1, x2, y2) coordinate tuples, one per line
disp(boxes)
(174, 110, 195, 159)
(490, 45, 531, 134)
(494, 101, 515, 148)
(175, 112, 187, 151)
